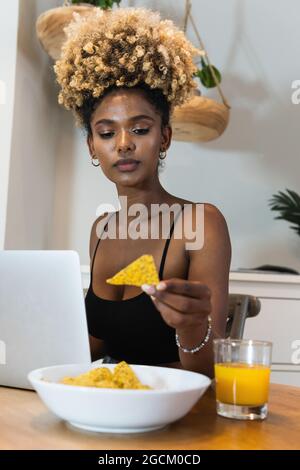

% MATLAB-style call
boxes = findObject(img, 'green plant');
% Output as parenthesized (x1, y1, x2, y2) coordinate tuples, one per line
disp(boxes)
(269, 189, 300, 236)
(194, 57, 222, 89)
(71, 0, 121, 9)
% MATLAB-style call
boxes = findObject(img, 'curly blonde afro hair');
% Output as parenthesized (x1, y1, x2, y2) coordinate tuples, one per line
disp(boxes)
(54, 7, 200, 127)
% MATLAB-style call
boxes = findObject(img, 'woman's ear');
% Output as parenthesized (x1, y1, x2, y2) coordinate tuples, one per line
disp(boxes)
(161, 125, 172, 151)
(87, 134, 95, 157)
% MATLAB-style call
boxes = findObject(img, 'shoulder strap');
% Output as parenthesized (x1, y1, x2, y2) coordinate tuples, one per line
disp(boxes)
(90, 212, 115, 282)
(159, 206, 184, 279)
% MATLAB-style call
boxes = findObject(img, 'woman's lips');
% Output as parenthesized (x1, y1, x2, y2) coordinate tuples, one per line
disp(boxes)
(115, 161, 140, 172)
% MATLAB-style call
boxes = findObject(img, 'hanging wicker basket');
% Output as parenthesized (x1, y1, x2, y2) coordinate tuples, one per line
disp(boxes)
(36, 4, 96, 61)
(171, 0, 230, 142)
(171, 95, 230, 142)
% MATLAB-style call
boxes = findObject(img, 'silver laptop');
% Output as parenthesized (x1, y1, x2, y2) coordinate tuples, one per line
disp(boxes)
(0, 251, 91, 389)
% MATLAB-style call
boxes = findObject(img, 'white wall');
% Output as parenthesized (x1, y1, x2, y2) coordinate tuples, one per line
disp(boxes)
(0, 0, 19, 250)
(5, 0, 300, 271)
(5, 0, 63, 249)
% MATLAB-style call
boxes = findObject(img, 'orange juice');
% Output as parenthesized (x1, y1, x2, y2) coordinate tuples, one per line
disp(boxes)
(214, 363, 270, 406)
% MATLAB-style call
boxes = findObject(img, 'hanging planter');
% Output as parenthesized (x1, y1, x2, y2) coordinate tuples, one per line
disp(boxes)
(171, 94, 230, 142)
(36, 3, 96, 61)
(172, 0, 230, 142)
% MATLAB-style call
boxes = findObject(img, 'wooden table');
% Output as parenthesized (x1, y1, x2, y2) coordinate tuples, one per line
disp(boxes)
(0, 384, 299, 450)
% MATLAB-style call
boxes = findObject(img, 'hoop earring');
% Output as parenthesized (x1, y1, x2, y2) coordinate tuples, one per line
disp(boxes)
(91, 155, 100, 167)
(159, 149, 167, 160)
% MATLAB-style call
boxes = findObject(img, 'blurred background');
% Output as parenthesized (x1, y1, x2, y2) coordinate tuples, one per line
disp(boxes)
(1, 0, 300, 271)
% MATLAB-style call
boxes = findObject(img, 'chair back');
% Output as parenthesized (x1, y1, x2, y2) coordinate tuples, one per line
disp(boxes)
(226, 294, 261, 339)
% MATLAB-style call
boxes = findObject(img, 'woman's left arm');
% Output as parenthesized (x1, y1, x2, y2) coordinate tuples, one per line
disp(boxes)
(143, 203, 231, 377)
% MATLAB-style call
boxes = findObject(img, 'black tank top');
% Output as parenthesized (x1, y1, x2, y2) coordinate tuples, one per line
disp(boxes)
(85, 206, 184, 365)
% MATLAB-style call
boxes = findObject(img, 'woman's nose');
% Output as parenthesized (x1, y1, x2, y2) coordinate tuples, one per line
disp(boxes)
(117, 130, 136, 153)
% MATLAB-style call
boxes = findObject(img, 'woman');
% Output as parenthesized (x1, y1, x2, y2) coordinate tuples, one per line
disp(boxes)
(54, 8, 231, 377)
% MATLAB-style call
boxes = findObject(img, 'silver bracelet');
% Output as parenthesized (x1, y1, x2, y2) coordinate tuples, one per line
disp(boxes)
(175, 315, 212, 354)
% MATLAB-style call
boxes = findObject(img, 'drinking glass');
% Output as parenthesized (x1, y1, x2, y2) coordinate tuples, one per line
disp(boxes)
(213, 339, 272, 420)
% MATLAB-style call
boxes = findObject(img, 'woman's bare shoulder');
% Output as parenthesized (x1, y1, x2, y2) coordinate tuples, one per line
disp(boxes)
(181, 201, 231, 257)
(202, 203, 230, 236)
(196, 203, 231, 258)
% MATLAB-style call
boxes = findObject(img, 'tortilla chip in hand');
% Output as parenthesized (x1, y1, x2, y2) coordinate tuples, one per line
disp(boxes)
(106, 254, 159, 287)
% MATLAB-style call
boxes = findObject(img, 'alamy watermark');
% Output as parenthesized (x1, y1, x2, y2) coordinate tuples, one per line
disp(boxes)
(291, 339, 300, 365)
(291, 80, 300, 104)
(95, 198, 205, 251)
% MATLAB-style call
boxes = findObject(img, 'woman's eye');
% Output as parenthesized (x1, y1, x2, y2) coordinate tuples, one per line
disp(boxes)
(99, 132, 114, 139)
(133, 128, 149, 135)
(99, 129, 149, 138)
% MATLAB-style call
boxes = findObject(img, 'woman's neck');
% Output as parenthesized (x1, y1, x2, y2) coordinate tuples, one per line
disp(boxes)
(116, 182, 172, 213)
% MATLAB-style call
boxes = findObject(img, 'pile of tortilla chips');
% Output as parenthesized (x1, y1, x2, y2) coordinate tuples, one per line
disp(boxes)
(61, 361, 151, 390)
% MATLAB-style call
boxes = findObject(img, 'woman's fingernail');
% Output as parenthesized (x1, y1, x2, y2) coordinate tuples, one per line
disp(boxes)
(156, 282, 167, 291)
(141, 284, 155, 295)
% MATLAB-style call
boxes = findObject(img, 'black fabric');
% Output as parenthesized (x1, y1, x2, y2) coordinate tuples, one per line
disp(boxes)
(85, 207, 184, 365)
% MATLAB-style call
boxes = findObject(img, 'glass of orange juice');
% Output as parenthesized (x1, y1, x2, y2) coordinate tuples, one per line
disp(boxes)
(213, 339, 272, 420)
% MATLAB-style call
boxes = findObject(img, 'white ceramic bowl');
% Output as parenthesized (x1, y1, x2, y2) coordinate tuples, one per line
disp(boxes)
(28, 363, 211, 433)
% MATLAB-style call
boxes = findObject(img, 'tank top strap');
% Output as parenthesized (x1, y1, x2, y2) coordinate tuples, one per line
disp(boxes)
(158, 205, 184, 280)
(90, 212, 116, 283)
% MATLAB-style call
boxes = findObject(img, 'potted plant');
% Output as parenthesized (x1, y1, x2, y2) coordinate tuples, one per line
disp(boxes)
(269, 189, 300, 236)
(36, 0, 122, 61)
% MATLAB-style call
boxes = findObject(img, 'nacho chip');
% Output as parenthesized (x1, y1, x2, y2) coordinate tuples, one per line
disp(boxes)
(106, 254, 159, 287)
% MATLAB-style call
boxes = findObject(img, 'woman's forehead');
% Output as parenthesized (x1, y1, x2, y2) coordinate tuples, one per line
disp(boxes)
(92, 89, 159, 123)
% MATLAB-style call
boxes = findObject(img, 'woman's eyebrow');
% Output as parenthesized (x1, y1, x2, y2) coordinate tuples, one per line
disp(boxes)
(95, 114, 155, 125)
